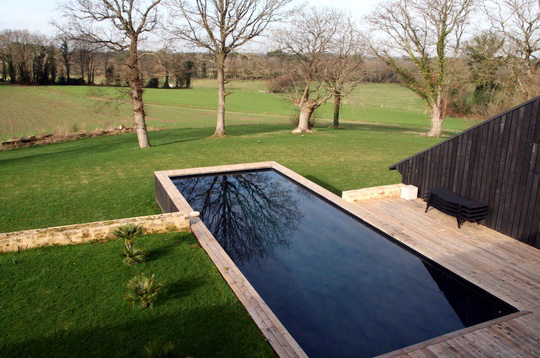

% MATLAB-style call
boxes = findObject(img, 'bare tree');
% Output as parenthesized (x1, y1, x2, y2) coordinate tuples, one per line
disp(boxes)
(325, 16, 364, 128)
(73, 38, 100, 84)
(367, 0, 475, 137)
(483, 0, 540, 99)
(57, 0, 162, 148)
(274, 7, 342, 133)
(0, 30, 46, 84)
(167, 0, 292, 138)
(59, 37, 73, 81)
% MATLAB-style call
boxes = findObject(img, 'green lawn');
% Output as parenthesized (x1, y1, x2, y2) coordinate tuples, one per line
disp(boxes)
(0, 124, 444, 233)
(0, 232, 274, 357)
(0, 81, 479, 357)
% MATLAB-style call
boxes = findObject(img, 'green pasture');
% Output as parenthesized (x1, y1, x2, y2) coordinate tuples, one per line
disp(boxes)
(0, 81, 479, 141)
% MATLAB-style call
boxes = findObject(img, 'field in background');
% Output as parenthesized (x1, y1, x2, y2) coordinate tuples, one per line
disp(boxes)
(0, 81, 480, 141)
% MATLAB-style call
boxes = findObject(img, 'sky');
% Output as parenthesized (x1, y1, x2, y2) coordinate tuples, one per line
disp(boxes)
(0, 0, 382, 36)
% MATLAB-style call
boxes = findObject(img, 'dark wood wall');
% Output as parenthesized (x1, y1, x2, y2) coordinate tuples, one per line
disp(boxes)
(390, 96, 540, 249)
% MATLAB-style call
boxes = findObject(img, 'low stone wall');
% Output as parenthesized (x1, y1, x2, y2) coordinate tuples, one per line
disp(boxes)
(342, 183, 405, 203)
(0, 212, 190, 252)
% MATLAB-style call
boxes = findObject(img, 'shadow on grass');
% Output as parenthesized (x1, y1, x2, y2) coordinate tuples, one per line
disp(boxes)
(0, 305, 273, 358)
(160, 277, 206, 302)
(152, 123, 291, 147)
(333, 121, 457, 138)
(304, 175, 342, 196)
(146, 242, 178, 262)
(0, 133, 139, 166)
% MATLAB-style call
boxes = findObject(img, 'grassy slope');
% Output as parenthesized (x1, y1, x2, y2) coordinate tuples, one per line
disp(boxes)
(0, 123, 442, 233)
(0, 81, 480, 141)
(0, 232, 274, 357)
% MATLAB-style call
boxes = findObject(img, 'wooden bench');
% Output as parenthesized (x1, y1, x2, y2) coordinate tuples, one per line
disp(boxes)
(425, 188, 488, 228)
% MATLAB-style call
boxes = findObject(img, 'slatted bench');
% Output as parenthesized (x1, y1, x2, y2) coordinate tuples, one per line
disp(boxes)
(425, 188, 488, 228)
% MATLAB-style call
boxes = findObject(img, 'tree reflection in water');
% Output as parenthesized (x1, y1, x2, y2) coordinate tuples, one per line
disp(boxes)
(174, 171, 303, 265)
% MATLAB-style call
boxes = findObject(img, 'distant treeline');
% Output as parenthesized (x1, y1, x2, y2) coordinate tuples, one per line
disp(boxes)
(0, 29, 400, 89)
(1, 28, 538, 118)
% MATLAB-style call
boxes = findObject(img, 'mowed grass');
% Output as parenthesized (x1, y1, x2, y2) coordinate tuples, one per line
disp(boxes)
(0, 81, 473, 357)
(0, 232, 274, 357)
(0, 81, 480, 141)
(0, 123, 443, 233)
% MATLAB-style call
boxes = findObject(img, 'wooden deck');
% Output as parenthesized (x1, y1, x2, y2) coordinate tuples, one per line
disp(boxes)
(352, 198, 540, 358)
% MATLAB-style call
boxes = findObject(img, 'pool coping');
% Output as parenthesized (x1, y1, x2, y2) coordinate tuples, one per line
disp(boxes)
(154, 161, 524, 358)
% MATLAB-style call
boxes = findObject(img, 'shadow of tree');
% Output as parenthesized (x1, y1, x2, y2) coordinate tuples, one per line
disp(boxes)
(0, 305, 273, 358)
(160, 277, 206, 302)
(304, 175, 342, 196)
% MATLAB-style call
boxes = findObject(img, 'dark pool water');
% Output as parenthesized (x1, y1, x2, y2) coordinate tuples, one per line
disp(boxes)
(173, 169, 517, 357)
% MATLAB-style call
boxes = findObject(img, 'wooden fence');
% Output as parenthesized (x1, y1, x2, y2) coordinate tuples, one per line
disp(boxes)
(390, 96, 540, 249)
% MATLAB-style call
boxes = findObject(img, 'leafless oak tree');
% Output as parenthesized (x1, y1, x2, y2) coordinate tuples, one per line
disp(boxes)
(57, 0, 162, 148)
(483, 0, 540, 98)
(367, 0, 474, 137)
(325, 17, 364, 128)
(274, 7, 344, 133)
(167, 0, 292, 138)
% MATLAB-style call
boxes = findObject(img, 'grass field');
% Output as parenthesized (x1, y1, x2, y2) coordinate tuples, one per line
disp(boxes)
(0, 232, 274, 357)
(0, 81, 479, 141)
(0, 124, 444, 233)
(0, 81, 479, 233)
(0, 81, 479, 357)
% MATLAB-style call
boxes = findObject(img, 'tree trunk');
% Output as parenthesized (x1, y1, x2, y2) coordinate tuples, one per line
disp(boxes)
(332, 89, 342, 128)
(80, 63, 84, 83)
(293, 102, 315, 133)
(214, 54, 226, 138)
(86, 63, 91, 85)
(426, 100, 444, 137)
(127, 36, 151, 148)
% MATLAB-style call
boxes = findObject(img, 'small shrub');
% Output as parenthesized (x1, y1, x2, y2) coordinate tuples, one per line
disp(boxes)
(123, 240, 147, 266)
(114, 224, 145, 242)
(265, 74, 295, 93)
(146, 77, 159, 88)
(125, 273, 165, 309)
(143, 341, 177, 358)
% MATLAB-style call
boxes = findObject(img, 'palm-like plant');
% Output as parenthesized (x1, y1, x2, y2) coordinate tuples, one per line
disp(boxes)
(143, 341, 177, 358)
(123, 240, 147, 266)
(113, 224, 145, 242)
(125, 273, 165, 309)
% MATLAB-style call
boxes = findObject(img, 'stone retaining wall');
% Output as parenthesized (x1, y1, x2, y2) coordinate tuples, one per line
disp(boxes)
(0, 212, 190, 252)
(342, 183, 405, 203)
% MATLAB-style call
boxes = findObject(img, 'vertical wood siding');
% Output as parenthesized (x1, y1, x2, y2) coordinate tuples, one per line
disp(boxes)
(392, 97, 540, 249)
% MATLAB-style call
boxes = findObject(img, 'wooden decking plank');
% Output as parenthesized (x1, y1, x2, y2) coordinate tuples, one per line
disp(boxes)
(486, 325, 537, 356)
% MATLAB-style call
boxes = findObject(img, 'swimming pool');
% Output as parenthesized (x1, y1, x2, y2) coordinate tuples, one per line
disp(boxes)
(155, 163, 517, 357)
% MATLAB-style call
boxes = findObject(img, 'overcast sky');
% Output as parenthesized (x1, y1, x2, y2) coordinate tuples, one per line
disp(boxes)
(0, 0, 381, 36)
